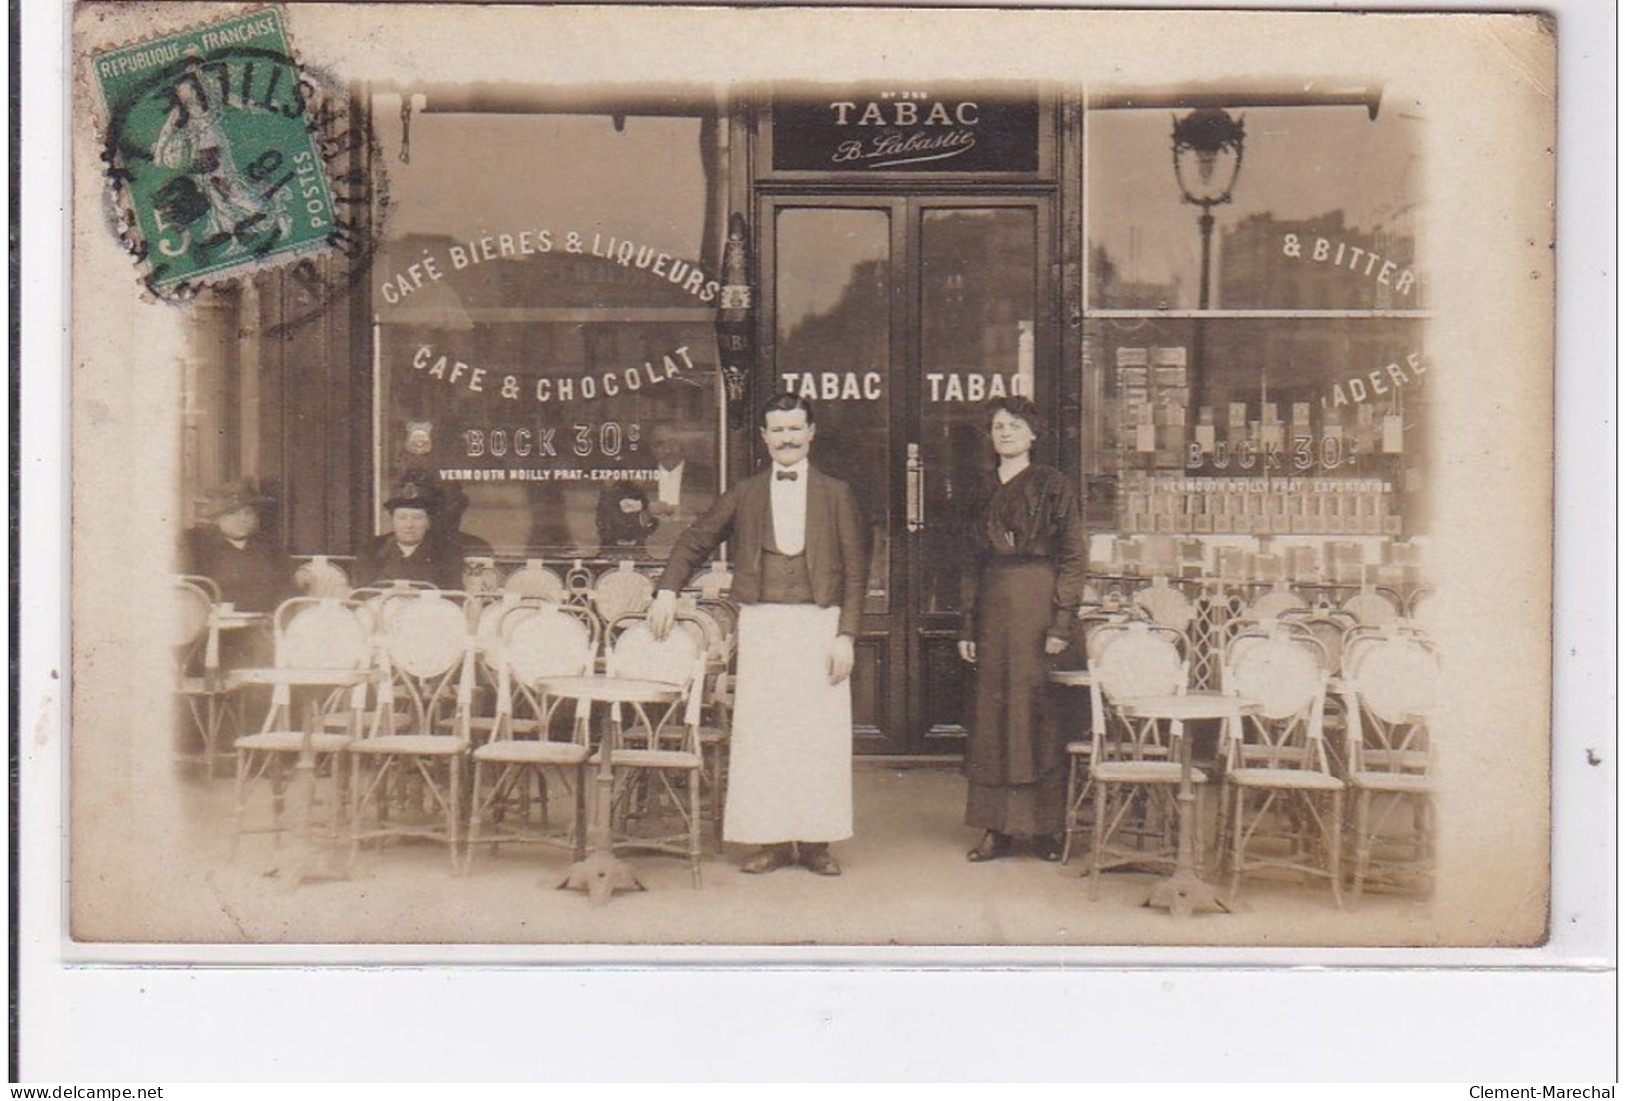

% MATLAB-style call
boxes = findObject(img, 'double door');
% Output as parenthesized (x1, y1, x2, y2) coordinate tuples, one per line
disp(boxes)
(760, 194, 1057, 754)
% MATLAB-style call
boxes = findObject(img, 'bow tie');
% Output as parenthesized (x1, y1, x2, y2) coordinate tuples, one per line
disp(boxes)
(775, 470, 799, 482)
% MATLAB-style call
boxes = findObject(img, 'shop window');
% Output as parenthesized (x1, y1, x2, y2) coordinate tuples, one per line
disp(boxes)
(373, 106, 725, 558)
(1082, 103, 1429, 537)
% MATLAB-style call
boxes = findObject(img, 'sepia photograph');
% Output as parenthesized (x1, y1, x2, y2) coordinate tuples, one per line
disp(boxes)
(23, 0, 1616, 1081)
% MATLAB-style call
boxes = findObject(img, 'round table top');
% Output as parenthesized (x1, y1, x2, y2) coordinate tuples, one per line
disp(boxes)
(537, 674, 684, 704)
(232, 666, 372, 687)
(1117, 692, 1257, 721)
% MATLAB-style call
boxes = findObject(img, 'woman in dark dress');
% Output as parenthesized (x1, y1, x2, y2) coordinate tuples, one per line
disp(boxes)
(957, 397, 1087, 862)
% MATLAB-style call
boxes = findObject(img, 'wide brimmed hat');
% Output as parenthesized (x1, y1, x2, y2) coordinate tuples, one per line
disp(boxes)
(382, 480, 440, 514)
(202, 480, 273, 520)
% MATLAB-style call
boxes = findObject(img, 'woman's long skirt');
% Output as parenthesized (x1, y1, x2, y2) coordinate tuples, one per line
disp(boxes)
(724, 604, 854, 845)
(963, 560, 1067, 838)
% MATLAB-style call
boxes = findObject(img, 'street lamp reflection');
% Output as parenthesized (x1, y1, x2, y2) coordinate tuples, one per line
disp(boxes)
(1171, 106, 1246, 415)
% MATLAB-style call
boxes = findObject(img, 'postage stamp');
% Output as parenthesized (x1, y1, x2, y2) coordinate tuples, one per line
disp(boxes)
(91, 7, 340, 293)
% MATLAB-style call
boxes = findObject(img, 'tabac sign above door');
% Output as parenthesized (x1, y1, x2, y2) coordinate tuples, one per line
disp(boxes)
(770, 86, 1041, 173)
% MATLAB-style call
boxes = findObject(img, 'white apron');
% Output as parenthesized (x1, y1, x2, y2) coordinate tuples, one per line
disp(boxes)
(724, 603, 854, 844)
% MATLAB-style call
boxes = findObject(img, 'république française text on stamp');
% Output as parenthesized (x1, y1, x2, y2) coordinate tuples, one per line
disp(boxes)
(91, 7, 348, 296)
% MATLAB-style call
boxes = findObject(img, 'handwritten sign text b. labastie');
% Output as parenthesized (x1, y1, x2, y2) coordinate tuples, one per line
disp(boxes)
(772, 87, 1040, 173)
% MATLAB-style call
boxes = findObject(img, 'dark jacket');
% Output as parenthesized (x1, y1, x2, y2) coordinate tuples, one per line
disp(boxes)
(657, 465, 869, 637)
(181, 527, 290, 613)
(355, 534, 464, 590)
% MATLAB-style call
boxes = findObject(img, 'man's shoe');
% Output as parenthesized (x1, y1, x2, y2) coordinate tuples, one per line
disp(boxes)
(1031, 835, 1064, 862)
(799, 843, 841, 876)
(741, 844, 795, 874)
(966, 830, 1012, 863)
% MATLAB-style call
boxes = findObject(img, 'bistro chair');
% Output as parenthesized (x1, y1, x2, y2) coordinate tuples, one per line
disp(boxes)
(230, 596, 373, 858)
(1406, 587, 1438, 634)
(172, 576, 239, 776)
(466, 601, 601, 872)
(1340, 627, 1442, 903)
(503, 559, 568, 602)
(592, 561, 656, 627)
(1132, 575, 1195, 633)
(351, 579, 439, 623)
(1219, 624, 1344, 908)
(1244, 581, 1307, 623)
(600, 613, 710, 887)
(1082, 620, 1194, 899)
(319, 581, 450, 737)
(690, 562, 735, 600)
(1340, 584, 1403, 628)
(347, 591, 476, 874)
(1057, 611, 1138, 865)
(462, 557, 504, 595)
(684, 596, 741, 848)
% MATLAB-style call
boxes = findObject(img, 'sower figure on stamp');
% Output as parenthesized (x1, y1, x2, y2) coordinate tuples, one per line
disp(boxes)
(650, 393, 869, 876)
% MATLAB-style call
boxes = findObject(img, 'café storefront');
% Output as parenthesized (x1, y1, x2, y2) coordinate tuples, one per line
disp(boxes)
(180, 80, 1428, 757)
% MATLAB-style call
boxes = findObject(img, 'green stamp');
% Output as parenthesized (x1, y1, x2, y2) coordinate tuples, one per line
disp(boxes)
(93, 8, 338, 292)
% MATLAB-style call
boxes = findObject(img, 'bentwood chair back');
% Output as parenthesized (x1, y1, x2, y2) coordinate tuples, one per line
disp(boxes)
(682, 597, 741, 848)
(503, 559, 568, 602)
(601, 613, 709, 886)
(1340, 628, 1442, 902)
(1131, 576, 1195, 634)
(1219, 626, 1344, 907)
(347, 591, 475, 873)
(178, 573, 223, 605)
(466, 601, 600, 871)
(690, 563, 735, 600)
(1057, 613, 1136, 865)
(293, 556, 351, 599)
(172, 576, 215, 658)
(276, 596, 375, 674)
(1340, 585, 1403, 628)
(350, 580, 440, 635)
(1277, 608, 1356, 675)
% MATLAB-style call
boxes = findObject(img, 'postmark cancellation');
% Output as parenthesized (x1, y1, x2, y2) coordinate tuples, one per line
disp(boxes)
(89, 6, 356, 296)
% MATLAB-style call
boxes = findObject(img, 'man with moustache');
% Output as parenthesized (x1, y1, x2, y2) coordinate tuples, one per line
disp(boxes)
(649, 393, 868, 876)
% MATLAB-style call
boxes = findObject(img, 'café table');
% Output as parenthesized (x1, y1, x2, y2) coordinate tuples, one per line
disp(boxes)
(537, 673, 685, 905)
(230, 665, 373, 886)
(1114, 692, 1256, 918)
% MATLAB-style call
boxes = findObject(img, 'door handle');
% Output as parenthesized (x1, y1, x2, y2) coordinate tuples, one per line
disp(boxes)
(906, 443, 925, 533)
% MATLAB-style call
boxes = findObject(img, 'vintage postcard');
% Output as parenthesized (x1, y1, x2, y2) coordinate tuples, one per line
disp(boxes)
(60, 2, 1562, 956)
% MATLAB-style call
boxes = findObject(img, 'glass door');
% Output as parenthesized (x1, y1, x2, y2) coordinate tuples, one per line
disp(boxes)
(763, 195, 1053, 754)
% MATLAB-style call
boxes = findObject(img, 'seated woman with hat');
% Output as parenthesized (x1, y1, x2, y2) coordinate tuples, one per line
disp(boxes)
(355, 479, 464, 590)
(181, 479, 290, 614)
